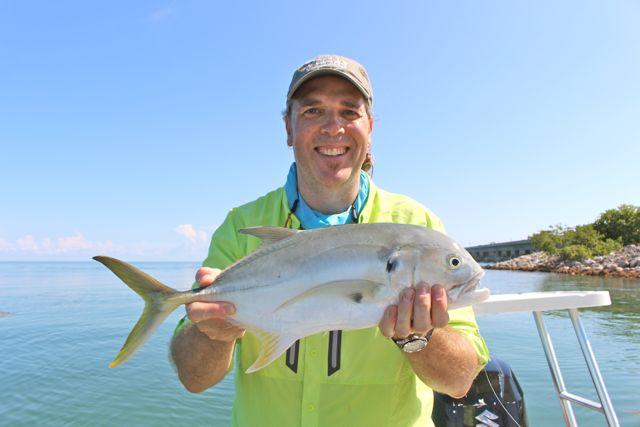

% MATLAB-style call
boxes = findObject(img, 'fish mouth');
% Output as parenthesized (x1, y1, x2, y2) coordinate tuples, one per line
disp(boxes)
(448, 270, 485, 300)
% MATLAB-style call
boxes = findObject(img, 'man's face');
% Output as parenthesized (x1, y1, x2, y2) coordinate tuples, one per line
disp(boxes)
(285, 75, 372, 195)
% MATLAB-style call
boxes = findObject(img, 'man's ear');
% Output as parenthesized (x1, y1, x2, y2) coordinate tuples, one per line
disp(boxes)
(284, 115, 293, 147)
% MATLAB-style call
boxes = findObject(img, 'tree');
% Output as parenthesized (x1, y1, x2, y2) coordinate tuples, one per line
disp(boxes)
(593, 204, 640, 246)
(530, 224, 622, 261)
(530, 224, 567, 254)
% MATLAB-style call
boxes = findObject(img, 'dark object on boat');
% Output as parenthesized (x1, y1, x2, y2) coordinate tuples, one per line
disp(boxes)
(432, 356, 528, 427)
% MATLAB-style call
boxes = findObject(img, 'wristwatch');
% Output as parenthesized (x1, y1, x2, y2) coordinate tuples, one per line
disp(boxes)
(393, 329, 434, 353)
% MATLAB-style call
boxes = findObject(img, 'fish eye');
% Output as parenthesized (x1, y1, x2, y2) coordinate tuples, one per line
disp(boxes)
(448, 255, 462, 269)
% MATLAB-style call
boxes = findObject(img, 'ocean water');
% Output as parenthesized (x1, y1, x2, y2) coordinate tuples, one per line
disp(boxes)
(0, 262, 638, 426)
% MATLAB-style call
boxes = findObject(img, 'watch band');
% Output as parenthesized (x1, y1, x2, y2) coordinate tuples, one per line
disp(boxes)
(393, 329, 434, 353)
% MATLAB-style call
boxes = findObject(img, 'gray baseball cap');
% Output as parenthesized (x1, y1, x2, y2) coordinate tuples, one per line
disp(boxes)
(287, 54, 373, 105)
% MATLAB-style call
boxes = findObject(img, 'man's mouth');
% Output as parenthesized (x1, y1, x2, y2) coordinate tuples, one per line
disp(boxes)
(316, 147, 348, 157)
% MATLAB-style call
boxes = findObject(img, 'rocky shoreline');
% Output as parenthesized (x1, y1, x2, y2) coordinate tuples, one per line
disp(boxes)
(484, 245, 640, 278)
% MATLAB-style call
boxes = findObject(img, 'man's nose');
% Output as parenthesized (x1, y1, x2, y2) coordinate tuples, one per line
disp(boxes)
(320, 111, 346, 136)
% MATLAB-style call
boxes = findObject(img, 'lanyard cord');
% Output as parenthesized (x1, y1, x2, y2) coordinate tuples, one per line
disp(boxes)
(284, 199, 300, 229)
(350, 200, 359, 223)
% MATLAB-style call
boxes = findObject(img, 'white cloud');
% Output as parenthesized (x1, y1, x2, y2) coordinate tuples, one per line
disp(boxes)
(0, 225, 215, 261)
(176, 224, 197, 242)
(57, 232, 92, 252)
(41, 238, 53, 252)
(17, 235, 38, 251)
(6, 232, 93, 255)
(1, 232, 127, 258)
(0, 238, 15, 252)
(175, 224, 209, 244)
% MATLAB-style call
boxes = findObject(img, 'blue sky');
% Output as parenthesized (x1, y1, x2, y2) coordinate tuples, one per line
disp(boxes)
(1, 1, 639, 261)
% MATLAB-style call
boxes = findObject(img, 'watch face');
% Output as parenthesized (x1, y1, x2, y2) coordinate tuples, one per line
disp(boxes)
(403, 338, 427, 353)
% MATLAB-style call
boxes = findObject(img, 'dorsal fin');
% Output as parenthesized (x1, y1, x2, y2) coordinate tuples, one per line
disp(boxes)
(239, 227, 299, 245)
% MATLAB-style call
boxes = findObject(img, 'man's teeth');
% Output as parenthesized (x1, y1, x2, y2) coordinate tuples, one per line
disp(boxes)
(317, 147, 347, 156)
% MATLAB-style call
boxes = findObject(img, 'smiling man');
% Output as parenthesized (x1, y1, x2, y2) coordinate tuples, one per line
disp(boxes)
(170, 55, 489, 427)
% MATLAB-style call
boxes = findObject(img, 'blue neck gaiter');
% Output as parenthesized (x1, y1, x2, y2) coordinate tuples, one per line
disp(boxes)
(284, 162, 369, 230)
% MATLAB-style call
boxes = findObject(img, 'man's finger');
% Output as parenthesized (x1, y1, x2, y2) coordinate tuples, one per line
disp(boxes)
(186, 301, 236, 323)
(412, 284, 432, 335)
(394, 288, 414, 339)
(195, 267, 221, 287)
(378, 306, 397, 338)
(430, 285, 449, 328)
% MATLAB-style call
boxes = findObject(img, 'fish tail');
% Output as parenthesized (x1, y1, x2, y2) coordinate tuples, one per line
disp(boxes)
(93, 256, 184, 368)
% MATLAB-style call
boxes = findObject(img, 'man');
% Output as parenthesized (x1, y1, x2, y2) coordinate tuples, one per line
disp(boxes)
(171, 54, 489, 426)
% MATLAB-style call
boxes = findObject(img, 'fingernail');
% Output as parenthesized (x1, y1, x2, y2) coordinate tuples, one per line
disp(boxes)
(417, 286, 428, 297)
(403, 288, 414, 301)
(434, 286, 445, 300)
(223, 304, 235, 315)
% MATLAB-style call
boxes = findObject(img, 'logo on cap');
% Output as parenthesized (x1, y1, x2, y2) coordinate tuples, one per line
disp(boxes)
(299, 56, 348, 73)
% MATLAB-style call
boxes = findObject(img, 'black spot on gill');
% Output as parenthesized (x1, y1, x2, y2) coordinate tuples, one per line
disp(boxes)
(191, 287, 208, 294)
(351, 292, 363, 303)
(386, 258, 397, 273)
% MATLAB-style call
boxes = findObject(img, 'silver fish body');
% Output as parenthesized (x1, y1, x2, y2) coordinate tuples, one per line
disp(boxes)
(95, 223, 489, 372)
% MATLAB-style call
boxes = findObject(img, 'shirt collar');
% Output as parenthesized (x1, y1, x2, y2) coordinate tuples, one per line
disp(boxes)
(284, 162, 370, 229)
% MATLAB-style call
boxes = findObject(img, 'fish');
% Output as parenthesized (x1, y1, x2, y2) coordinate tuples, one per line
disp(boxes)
(94, 222, 490, 373)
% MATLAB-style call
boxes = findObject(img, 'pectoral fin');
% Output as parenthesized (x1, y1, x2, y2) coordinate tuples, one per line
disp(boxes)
(274, 280, 384, 313)
(246, 330, 299, 373)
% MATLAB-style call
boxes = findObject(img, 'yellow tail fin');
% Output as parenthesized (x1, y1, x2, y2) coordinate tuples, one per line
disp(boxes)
(93, 256, 182, 368)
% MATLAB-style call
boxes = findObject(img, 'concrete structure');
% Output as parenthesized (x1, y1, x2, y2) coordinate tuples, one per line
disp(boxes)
(466, 239, 535, 263)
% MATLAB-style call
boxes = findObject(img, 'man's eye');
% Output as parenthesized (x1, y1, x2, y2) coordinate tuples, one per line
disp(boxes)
(342, 110, 360, 119)
(303, 108, 321, 115)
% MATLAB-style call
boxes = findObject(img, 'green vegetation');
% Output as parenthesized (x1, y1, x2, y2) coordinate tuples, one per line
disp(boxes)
(593, 204, 640, 246)
(530, 204, 639, 261)
(531, 224, 621, 261)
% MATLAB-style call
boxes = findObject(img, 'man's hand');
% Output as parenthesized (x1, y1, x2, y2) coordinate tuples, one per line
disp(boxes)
(378, 283, 449, 339)
(187, 267, 245, 343)
(171, 267, 244, 393)
(378, 283, 479, 398)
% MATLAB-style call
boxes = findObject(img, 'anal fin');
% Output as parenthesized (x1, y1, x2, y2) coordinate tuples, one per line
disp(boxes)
(246, 330, 299, 374)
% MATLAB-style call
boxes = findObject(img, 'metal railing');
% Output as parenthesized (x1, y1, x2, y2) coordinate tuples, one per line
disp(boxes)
(475, 291, 620, 426)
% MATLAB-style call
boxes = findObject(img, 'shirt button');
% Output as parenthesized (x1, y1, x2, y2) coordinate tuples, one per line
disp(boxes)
(307, 403, 316, 412)
(310, 349, 319, 357)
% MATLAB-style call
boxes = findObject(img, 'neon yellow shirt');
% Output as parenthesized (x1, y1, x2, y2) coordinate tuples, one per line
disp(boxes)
(175, 178, 489, 427)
